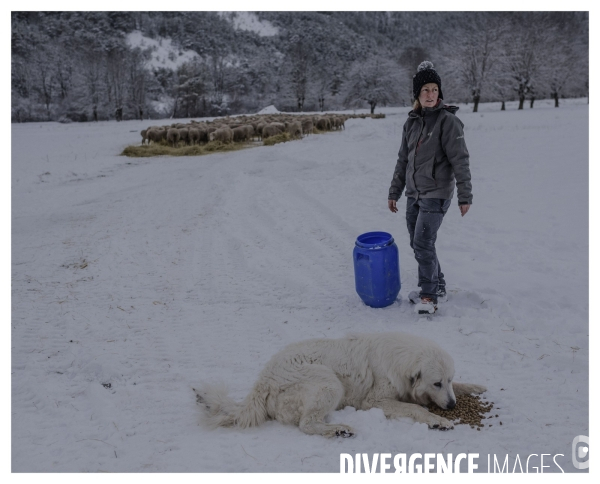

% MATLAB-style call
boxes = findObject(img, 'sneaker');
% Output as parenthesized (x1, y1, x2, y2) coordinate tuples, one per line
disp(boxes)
(414, 297, 437, 315)
(436, 287, 447, 303)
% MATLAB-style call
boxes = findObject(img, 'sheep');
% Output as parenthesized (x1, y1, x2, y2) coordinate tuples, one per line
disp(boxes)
(315, 117, 330, 131)
(167, 128, 181, 147)
(262, 123, 285, 140)
(301, 118, 313, 136)
(242, 124, 255, 140)
(178, 128, 190, 146)
(285, 121, 303, 138)
(233, 124, 254, 142)
(232, 126, 248, 142)
(197, 127, 209, 143)
(188, 127, 201, 145)
(271, 122, 286, 134)
(256, 122, 267, 140)
(141, 125, 164, 145)
(209, 127, 233, 143)
(145, 129, 165, 145)
(331, 116, 343, 130)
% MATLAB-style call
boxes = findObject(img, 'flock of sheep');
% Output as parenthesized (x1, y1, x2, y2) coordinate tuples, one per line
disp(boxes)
(140, 112, 380, 148)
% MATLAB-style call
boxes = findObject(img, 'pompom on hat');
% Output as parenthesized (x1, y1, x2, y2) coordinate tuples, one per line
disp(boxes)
(413, 61, 444, 101)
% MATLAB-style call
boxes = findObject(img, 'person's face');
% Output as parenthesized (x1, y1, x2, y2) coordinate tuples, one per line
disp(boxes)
(419, 83, 439, 107)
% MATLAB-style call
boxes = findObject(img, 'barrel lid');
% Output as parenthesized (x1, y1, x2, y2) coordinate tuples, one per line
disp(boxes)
(355, 231, 394, 249)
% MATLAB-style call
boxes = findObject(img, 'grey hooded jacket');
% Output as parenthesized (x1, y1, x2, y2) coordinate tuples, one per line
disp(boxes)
(388, 102, 472, 205)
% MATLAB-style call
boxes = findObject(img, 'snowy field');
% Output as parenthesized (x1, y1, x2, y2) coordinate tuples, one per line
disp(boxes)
(11, 99, 589, 473)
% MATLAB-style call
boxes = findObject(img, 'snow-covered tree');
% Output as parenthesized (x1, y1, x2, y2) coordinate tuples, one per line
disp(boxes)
(539, 20, 586, 108)
(281, 34, 313, 112)
(444, 13, 508, 112)
(78, 46, 105, 121)
(501, 13, 554, 110)
(105, 43, 129, 119)
(127, 47, 151, 119)
(344, 57, 404, 114)
(311, 55, 346, 112)
(397, 46, 430, 102)
(10, 12, 589, 121)
(172, 58, 210, 118)
(207, 54, 238, 115)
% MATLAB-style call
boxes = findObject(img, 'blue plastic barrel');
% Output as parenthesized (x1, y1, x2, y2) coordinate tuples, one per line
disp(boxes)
(353, 231, 401, 308)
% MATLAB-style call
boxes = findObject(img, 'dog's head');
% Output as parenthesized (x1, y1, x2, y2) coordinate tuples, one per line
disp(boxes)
(407, 347, 456, 410)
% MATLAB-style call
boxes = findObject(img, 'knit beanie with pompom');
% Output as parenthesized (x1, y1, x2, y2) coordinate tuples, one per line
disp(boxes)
(413, 61, 444, 101)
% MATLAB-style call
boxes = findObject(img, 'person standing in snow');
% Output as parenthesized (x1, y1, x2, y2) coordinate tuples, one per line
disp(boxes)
(388, 61, 472, 314)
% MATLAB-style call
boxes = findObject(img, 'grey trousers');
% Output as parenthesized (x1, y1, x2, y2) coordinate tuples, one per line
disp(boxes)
(405, 197, 451, 303)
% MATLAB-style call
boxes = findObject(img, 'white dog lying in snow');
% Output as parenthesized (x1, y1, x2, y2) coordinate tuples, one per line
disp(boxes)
(194, 332, 486, 437)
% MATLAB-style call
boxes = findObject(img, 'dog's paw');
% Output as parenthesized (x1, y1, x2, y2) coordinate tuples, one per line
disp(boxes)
(428, 416, 454, 431)
(468, 384, 487, 394)
(453, 382, 487, 396)
(331, 425, 355, 438)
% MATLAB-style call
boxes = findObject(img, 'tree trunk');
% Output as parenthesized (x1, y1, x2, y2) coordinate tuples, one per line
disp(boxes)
(518, 96, 525, 110)
(472, 95, 480, 113)
(553, 93, 559, 107)
(501, 101, 505, 111)
(42, 80, 51, 120)
(171, 97, 178, 119)
(530, 97, 535, 108)
(370, 102, 376, 114)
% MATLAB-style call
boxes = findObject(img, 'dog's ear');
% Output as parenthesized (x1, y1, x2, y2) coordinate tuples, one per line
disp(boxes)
(409, 371, 421, 388)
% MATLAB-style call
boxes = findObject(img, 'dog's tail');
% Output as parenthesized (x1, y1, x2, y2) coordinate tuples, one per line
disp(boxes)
(193, 381, 269, 429)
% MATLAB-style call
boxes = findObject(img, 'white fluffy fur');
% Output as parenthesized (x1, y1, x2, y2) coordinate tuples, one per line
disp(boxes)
(194, 332, 486, 438)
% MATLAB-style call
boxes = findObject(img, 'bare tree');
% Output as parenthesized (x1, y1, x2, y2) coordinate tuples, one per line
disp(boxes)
(545, 36, 579, 108)
(79, 46, 104, 121)
(207, 54, 236, 115)
(105, 46, 128, 120)
(282, 34, 312, 112)
(53, 52, 74, 102)
(502, 13, 553, 110)
(491, 71, 512, 111)
(344, 57, 404, 114)
(11, 57, 33, 122)
(34, 50, 55, 120)
(128, 47, 150, 120)
(312, 57, 345, 112)
(444, 13, 508, 112)
(173, 58, 209, 118)
(398, 46, 429, 101)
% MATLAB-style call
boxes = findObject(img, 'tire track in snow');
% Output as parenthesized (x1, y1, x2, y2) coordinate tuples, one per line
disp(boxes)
(218, 172, 357, 307)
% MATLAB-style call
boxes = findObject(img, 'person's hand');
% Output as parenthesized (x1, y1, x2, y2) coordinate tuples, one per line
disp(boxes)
(388, 199, 398, 213)
(459, 204, 470, 217)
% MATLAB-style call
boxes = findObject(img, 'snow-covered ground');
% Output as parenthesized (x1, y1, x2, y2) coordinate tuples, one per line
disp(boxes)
(11, 99, 589, 473)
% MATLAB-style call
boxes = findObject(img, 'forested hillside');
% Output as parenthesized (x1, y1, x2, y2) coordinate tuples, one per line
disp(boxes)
(11, 11, 588, 122)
